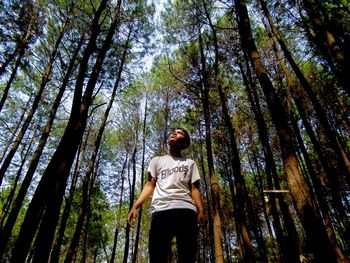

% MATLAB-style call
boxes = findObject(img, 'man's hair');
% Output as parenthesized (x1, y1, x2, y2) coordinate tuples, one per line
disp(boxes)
(176, 127, 191, 149)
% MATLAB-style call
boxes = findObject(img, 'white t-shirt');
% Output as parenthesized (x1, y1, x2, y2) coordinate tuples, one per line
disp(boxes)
(147, 155, 201, 213)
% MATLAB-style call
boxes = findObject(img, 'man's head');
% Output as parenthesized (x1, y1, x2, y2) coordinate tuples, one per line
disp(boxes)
(167, 127, 191, 150)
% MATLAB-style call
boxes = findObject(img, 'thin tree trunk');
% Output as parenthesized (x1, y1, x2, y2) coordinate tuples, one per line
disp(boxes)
(198, 132, 215, 262)
(123, 146, 137, 263)
(0, 50, 25, 113)
(83, 158, 100, 263)
(201, 0, 256, 260)
(217, 85, 256, 263)
(273, 6, 350, 251)
(27, 2, 121, 260)
(132, 93, 148, 263)
(63, 172, 91, 263)
(0, 87, 32, 164)
(110, 155, 127, 263)
(49, 137, 85, 263)
(35, 21, 122, 263)
(248, 145, 280, 262)
(162, 90, 170, 154)
(260, 3, 350, 250)
(0, 125, 36, 229)
(290, 113, 349, 260)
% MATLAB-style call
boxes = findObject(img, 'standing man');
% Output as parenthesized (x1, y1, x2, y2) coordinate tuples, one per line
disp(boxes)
(127, 128, 206, 263)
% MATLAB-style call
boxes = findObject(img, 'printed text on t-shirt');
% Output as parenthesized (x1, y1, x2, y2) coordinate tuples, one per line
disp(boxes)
(160, 165, 189, 180)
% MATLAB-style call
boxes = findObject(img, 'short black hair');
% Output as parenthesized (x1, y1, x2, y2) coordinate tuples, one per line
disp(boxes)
(176, 127, 191, 149)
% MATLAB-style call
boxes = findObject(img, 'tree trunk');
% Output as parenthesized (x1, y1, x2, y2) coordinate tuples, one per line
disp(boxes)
(63, 25, 126, 263)
(259, 1, 350, 251)
(198, 134, 215, 262)
(197, 24, 225, 263)
(290, 113, 349, 260)
(0, 2, 36, 77)
(123, 146, 137, 263)
(49, 139, 84, 263)
(0, 50, 24, 113)
(0, 125, 36, 229)
(240, 58, 301, 263)
(0, 23, 66, 186)
(132, 93, 148, 263)
(110, 155, 127, 263)
(0, 32, 84, 259)
(301, 0, 350, 96)
(259, 0, 350, 184)
(63, 174, 92, 263)
(0, 91, 31, 164)
(83, 160, 100, 262)
(202, 0, 256, 259)
(9, 1, 111, 262)
(234, 0, 338, 261)
(217, 85, 256, 263)
(33, 11, 122, 261)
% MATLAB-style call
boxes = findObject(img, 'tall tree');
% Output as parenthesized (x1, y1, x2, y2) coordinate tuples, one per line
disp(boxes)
(200, 0, 258, 260)
(62, 19, 130, 263)
(132, 93, 148, 263)
(0, 1, 39, 78)
(0, 16, 67, 186)
(239, 56, 301, 263)
(258, 0, 350, 185)
(301, 0, 350, 96)
(0, 28, 84, 260)
(9, 1, 111, 261)
(233, 0, 338, 261)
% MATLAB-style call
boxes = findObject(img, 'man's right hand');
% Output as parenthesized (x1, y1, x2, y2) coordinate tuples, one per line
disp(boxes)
(127, 207, 137, 227)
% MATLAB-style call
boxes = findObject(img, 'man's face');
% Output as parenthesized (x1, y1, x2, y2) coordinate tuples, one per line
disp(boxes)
(168, 129, 186, 148)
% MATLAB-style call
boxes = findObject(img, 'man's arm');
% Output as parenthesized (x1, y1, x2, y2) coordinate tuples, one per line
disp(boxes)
(191, 180, 206, 228)
(127, 172, 156, 227)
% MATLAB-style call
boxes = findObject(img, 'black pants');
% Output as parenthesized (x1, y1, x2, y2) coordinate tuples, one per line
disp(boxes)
(149, 209, 198, 263)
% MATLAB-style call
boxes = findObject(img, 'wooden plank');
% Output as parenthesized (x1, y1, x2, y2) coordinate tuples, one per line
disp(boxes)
(263, 189, 289, 193)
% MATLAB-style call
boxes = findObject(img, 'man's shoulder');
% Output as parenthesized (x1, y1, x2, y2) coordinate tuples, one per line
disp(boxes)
(150, 155, 195, 163)
(151, 155, 166, 161)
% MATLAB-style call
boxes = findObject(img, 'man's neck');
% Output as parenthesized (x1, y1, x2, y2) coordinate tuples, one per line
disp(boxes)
(169, 147, 182, 158)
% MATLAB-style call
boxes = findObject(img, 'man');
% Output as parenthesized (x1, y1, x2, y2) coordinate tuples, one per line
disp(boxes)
(127, 128, 206, 263)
